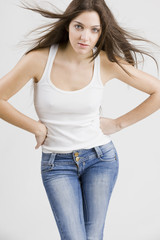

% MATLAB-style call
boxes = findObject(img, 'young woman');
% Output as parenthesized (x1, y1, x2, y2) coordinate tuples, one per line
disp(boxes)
(0, 0, 160, 239)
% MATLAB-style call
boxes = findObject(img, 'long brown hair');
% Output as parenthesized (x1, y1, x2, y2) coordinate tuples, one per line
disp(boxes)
(18, 0, 160, 76)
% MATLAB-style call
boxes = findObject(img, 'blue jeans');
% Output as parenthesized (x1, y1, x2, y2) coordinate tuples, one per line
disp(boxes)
(41, 140, 119, 240)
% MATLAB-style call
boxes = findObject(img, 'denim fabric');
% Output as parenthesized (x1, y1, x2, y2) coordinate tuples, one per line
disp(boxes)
(41, 140, 119, 240)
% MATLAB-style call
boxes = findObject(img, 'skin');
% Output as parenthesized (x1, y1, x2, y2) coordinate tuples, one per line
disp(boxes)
(0, 10, 160, 149)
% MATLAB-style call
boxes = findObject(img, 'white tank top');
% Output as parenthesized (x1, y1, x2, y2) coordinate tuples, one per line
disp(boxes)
(34, 44, 111, 153)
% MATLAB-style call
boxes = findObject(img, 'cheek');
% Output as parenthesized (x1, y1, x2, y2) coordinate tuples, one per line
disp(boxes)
(69, 26, 78, 35)
(92, 34, 100, 43)
(69, 29, 79, 41)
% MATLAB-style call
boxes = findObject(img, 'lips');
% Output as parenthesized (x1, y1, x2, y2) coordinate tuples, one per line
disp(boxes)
(78, 43, 89, 46)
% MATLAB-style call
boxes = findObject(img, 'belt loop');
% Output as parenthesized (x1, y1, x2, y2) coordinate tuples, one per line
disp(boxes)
(93, 146, 103, 158)
(49, 153, 56, 168)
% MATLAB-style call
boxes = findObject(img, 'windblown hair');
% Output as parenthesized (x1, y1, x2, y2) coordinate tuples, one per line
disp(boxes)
(18, 0, 159, 76)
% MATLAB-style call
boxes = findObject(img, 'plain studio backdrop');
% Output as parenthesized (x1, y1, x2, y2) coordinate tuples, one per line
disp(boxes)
(0, 0, 160, 240)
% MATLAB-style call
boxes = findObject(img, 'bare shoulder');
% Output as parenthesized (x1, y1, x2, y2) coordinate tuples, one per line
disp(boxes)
(0, 46, 51, 101)
(26, 47, 50, 83)
(99, 50, 131, 84)
(99, 50, 116, 85)
(100, 52, 160, 95)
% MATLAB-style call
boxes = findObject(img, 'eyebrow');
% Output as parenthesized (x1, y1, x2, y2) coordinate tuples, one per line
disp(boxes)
(73, 21, 101, 27)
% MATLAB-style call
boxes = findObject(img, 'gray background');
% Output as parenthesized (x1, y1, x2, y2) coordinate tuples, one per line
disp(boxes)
(0, 0, 160, 239)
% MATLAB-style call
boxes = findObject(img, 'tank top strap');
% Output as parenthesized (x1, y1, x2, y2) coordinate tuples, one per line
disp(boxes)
(38, 44, 58, 84)
(46, 44, 58, 78)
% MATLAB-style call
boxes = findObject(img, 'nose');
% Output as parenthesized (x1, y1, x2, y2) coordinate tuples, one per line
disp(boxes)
(80, 30, 89, 41)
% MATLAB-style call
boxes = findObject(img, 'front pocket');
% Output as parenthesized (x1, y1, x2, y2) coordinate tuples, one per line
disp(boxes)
(99, 148, 116, 162)
(41, 152, 54, 172)
(41, 152, 52, 161)
(54, 159, 75, 166)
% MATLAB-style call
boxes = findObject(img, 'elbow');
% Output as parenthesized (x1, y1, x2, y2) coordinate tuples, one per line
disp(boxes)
(151, 85, 160, 97)
(155, 88, 160, 98)
(153, 89, 160, 108)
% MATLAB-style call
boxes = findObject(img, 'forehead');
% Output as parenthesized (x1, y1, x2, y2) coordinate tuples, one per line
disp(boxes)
(72, 11, 101, 26)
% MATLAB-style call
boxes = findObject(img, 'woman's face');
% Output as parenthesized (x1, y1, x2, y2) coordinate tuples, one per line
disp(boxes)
(68, 11, 102, 55)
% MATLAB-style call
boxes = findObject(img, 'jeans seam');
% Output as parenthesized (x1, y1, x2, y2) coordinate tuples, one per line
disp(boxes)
(82, 190, 88, 223)
(109, 170, 119, 195)
(78, 182, 83, 225)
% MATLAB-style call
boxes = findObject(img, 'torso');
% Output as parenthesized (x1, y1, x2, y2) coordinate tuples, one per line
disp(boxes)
(33, 45, 116, 90)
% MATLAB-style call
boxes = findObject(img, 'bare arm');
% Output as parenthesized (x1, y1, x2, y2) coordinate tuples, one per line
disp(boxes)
(100, 58, 160, 134)
(114, 61, 160, 130)
(0, 99, 44, 135)
(0, 50, 47, 148)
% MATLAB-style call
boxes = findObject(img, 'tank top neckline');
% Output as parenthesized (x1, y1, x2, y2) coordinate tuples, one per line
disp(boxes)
(47, 44, 98, 94)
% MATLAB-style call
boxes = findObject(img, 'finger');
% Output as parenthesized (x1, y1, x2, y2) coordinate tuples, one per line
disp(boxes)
(35, 144, 39, 149)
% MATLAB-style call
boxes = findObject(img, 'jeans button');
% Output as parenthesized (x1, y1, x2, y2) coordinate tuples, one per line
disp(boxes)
(74, 152, 79, 157)
(75, 157, 80, 162)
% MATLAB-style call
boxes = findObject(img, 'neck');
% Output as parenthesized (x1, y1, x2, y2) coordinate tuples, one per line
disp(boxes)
(60, 42, 93, 65)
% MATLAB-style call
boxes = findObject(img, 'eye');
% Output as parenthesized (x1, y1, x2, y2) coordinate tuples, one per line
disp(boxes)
(75, 24, 83, 30)
(92, 28, 100, 33)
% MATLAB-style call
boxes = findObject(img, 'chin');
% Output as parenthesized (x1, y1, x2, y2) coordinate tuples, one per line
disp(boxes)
(77, 49, 90, 54)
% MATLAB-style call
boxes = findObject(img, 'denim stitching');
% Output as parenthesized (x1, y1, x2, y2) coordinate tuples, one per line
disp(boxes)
(82, 190, 89, 223)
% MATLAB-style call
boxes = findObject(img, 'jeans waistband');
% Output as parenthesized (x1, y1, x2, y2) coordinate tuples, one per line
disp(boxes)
(48, 141, 113, 159)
